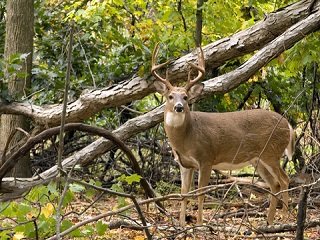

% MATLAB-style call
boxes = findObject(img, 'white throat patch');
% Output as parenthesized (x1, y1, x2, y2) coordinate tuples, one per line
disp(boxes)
(165, 112, 185, 128)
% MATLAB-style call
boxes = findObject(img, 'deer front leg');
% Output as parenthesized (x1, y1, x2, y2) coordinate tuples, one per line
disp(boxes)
(179, 165, 194, 227)
(197, 165, 212, 225)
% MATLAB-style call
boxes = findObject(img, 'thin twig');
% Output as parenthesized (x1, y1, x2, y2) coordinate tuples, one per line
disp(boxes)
(0, 130, 18, 166)
(120, 105, 144, 115)
(0, 127, 29, 166)
(33, 218, 39, 240)
(21, 88, 45, 101)
(57, 23, 74, 174)
(78, 37, 96, 88)
(56, 23, 74, 240)
(130, 194, 152, 240)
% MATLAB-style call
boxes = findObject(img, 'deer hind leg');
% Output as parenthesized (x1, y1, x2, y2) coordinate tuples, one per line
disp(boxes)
(179, 165, 194, 226)
(197, 165, 212, 225)
(256, 162, 280, 225)
(259, 159, 290, 224)
(278, 167, 290, 215)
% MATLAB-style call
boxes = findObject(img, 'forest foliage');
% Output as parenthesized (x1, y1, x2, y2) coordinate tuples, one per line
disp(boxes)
(0, 0, 320, 239)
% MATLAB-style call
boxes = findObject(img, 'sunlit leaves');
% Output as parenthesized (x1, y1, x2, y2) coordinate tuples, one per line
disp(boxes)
(0, 230, 11, 239)
(61, 219, 82, 237)
(32, 0, 265, 105)
(41, 203, 55, 218)
(118, 173, 142, 185)
(283, 34, 320, 73)
(69, 183, 86, 193)
(0, 180, 109, 238)
(12, 232, 25, 240)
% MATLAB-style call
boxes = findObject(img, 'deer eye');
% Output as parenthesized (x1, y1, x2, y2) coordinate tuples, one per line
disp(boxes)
(168, 95, 174, 100)
(183, 96, 188, 101)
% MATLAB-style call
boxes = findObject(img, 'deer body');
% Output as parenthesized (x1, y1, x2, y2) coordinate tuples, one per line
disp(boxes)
(152, 44, 293, 226)
(165, 109, 291, 170)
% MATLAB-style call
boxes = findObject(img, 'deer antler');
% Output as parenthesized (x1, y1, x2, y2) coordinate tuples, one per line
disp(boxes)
(151, 43, 173, 90)
(186, 47, 205, 91)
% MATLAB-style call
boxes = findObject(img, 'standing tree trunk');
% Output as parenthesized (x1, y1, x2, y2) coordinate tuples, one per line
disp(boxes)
(0, 0, 34, 177)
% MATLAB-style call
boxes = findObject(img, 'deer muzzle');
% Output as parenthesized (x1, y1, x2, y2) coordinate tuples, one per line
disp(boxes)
(174, 103, 184, 113)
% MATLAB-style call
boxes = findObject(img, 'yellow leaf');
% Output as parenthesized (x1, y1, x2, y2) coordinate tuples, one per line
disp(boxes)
(41, 203, 54, 218)
(134, 235, 145, 240)
(250, 193, 256, 200)
(248, 75, 259, 82)
(261, 67, 267, 80)
(278, 53, 285, 64)
(13, 232, 25, 240)
(223, 93, 231, 106)
(26, 211, 35, 220)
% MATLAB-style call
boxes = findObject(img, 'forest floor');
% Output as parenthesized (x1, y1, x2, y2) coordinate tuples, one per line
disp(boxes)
(66, 188, 320, 240)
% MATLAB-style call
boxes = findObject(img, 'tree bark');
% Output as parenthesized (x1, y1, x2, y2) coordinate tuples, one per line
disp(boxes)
(0, 0, 34, 177)
(195, 0, 204, 47)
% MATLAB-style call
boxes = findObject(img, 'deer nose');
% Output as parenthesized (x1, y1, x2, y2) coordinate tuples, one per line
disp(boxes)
(174, 103, 184, 113)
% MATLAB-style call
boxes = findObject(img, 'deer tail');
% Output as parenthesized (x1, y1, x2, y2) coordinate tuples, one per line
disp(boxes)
(285, 124, 295, 161)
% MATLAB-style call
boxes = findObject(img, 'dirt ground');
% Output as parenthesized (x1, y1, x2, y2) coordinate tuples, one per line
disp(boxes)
(66, 190, 320, 240)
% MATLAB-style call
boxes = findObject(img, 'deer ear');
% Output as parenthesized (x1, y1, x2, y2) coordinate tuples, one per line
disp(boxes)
(188, 83, 204, 99)
(154, 81, 169, 95)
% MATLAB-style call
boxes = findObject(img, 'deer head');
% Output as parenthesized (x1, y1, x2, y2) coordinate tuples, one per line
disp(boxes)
(152, 43, 205, 117)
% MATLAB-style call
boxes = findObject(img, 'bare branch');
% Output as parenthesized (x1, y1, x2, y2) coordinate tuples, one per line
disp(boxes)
(0, 123, 164, 213)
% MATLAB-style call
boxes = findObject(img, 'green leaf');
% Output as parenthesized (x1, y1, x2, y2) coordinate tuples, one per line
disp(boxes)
(61, 219, 81, 237)
(96, 220, 108, 236)
(117, 196, 128, 208)
(111, 182, 123, 193)
(47, 182, 58, 196)
(113, 0, 123, 6)
(124, 174, 142, 185)
(82, 225, 94, 236)
(69, 183, 86, 193)
(14, 222, 34, 238)
(117, 173, 142, 185)
(0, 230, 11, 239)
(62, 190, 75, 207)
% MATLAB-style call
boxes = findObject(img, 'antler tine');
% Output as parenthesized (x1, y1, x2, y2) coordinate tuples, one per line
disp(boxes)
(151, 43, 173, 89)
(186, 47, 205, 90)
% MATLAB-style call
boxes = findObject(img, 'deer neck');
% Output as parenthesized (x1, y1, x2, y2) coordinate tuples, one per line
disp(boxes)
(164, 107, 191, 144)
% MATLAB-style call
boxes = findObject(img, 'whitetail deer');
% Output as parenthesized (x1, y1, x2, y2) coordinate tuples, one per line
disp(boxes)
(152, 43, 294, 226)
